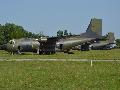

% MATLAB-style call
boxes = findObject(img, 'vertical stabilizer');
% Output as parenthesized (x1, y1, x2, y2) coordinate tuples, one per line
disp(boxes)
(86, 18, 102, 36)
(80, 18, 102, 38)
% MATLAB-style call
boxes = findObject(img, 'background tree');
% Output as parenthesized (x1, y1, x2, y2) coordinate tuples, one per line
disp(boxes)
(0, 24, 4, 44)
(64, 30, 68, 36)
(57, 30, 63, 37)
(2, 23, 27, 43)
(116, 39, 120, 48)
(0, 23, 44, 45)
(69, 32, 72, 36)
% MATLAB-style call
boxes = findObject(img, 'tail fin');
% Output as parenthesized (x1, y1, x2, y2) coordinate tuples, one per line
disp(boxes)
(80, 18, 102, 38)
(106, 32, 115, 44)
(86, 18, 102, 36)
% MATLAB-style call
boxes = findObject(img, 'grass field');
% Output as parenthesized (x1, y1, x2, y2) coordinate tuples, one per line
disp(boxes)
(0, 61, 120, 90)
(0, 50, 120, 90)
(0, 49, 120, 60)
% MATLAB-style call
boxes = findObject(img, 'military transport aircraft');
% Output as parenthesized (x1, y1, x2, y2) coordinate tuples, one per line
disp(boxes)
(90, 32, 115, 50)
(5, 18, 110, 54)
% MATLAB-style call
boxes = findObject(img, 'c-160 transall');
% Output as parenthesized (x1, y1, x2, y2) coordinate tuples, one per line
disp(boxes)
(5, 18, 115, 54)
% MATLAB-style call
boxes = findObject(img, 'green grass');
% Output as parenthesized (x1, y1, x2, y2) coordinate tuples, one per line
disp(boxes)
(0, 50, 120, 89)
(0, 61, 119, 90)
(0, 49, 120, 60)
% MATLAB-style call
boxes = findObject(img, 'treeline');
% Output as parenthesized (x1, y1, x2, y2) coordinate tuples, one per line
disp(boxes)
(57, 30, 72, 37)
(0, 23, 42, 45)
(116, 39, 120, 48)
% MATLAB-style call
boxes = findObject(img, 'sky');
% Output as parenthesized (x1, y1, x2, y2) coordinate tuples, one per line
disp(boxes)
(0, 0, 120, 38)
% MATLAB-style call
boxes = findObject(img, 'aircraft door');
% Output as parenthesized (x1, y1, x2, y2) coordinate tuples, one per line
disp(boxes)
(60, 44, 63, 50)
